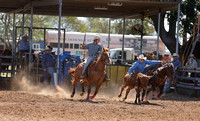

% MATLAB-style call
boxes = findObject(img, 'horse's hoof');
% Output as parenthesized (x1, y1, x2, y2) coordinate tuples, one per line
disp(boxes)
(143, 101, 149, 104)
(118, 94, 121, 98)
(80, 92, 85, 96)
(71, 94, 74, 98)
(86, 98, 90, 101)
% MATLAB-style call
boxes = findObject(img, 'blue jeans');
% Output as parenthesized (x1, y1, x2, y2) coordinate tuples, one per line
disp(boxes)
(82, 56, 96, 76)
(44, 67, 56, 85)
(164, 78, 171, 92)
(164, 72, 176, 93)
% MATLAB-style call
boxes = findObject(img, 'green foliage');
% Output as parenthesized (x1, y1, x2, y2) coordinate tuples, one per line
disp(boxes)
(111, 18, 155, 35)
(0, 13, 155, 43)
(180, 0, 198, 34)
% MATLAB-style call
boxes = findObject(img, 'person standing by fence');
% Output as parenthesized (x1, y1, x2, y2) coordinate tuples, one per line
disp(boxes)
(42, 46, 56, 85)
(164, 53, 182, 93)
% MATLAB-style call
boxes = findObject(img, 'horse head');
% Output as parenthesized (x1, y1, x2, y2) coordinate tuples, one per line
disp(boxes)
(101, 47, 110, 64)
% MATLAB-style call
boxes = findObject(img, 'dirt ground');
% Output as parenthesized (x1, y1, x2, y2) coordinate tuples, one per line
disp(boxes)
(0, 80, 200, 121)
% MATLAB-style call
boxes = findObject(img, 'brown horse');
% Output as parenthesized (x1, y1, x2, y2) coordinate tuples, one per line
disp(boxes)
(135, 63, 174, 104)
(118, 72, 139, 101)
(68, 48, 110, 100)
(118, 64, 162, 102)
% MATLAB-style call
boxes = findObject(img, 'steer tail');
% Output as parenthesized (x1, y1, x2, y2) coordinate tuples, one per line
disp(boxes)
(68, 68, 75, 77)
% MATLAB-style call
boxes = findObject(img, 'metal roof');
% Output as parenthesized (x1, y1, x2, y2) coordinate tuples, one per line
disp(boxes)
(0, 0, 178, 18)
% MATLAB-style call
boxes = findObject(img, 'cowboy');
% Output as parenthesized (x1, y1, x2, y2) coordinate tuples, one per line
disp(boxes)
(163, 52, 171, 63)
(186, 54, 197, 68)
(164, 53, 182, 93)
(42, 46, 56, 85)
(186, 54, 197, 77)
(80, 35, 103, 79)
(18, 34, 31, 54)
(128, 54, 162, 99)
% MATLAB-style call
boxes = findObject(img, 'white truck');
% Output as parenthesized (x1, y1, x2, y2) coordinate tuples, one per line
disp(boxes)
(110, 48, 136, 64)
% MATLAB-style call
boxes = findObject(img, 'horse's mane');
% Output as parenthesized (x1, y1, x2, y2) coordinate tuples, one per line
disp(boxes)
(96, 47, 109, 62)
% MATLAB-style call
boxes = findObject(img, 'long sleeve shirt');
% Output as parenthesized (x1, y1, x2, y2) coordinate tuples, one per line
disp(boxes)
(187, 59, 197, 68)
(128, 60, 160, 74)
(81, 42, 102, 57)
(172, 59, 182, 68)
(18, 39, 30, 51)
(42, 53, 56, 69)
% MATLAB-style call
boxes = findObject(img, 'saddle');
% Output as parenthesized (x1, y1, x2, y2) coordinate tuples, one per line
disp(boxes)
(81, 59, 97, 77)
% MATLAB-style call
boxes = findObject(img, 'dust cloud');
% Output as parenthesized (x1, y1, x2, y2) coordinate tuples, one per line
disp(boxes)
(11, 70, 71, 98)
(11, 70, 136, 101)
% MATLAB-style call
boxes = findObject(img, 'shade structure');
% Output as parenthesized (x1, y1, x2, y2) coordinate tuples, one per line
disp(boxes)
(0, 0, 177, 19)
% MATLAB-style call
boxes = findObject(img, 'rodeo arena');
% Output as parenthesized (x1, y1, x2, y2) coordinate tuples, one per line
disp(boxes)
(0, 0, 200, 121)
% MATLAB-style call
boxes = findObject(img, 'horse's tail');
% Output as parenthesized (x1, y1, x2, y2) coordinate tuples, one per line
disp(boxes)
(68, 68, 75, 77)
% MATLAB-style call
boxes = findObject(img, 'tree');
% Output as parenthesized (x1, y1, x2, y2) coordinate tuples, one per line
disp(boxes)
(111, 18, 155, 35)
(150, 0, 200, 55)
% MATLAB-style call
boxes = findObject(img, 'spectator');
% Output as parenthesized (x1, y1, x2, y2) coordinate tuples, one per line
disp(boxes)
(42, 46, 56, 85)
(18, 34, 31, 54)
(186, 54, 198, 77)
(164, 53, 182, 93)
(163, 52, 171, 63)
(128, 54, 162, 98)
(186, 54, 197, 68)
(18, 34, 35, 61)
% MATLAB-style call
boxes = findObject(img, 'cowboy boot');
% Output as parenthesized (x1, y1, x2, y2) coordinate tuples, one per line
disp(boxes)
(103, 73, 110, 82)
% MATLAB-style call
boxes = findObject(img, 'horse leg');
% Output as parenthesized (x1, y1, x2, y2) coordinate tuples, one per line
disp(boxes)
(145, 88, 152, 102)
(86, 83, 92, 100)
(137, 91, 141, 104)
(157, 86, 164, 99)
(122, 87, 132, 101)
(135, 89, 141, 104)
(91, 79, 104, 99)
(141, 89, 146, 102)
(71, 78, 79, 98)
(80, 82, 85, 96)
(118, 84, 127, 98)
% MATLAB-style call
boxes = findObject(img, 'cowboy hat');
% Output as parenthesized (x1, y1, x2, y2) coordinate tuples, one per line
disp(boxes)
(94, 35, 100, 40)
(172, 53, 179, 57)
(137, 54, 147, 60)
(44, 46, 51, 51)
(22, 34, 28, 38)
(164, 52, 170, 55)
(189, 54, 194, 58)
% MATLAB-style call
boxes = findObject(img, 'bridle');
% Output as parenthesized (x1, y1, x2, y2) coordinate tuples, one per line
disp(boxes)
(100, 51, 110, 64)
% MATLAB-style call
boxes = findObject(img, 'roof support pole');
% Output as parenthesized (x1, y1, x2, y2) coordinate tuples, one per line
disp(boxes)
(4, 15, 7, 49)
(44, 28, 46, 49)
(122, 17, 125, 63)
(176, 0, 181, 54)
(140, 15, 144, 54)
(12, 13, 15, 77)
(107, 18, 111, 48)
(57, 0, 62, 84)
(156, 12, 161, 60)
(29, 7, 33, 75)
(12, 13, 15, 57)
(22, 13, 25, 36)
(63, 29, 66, 53)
